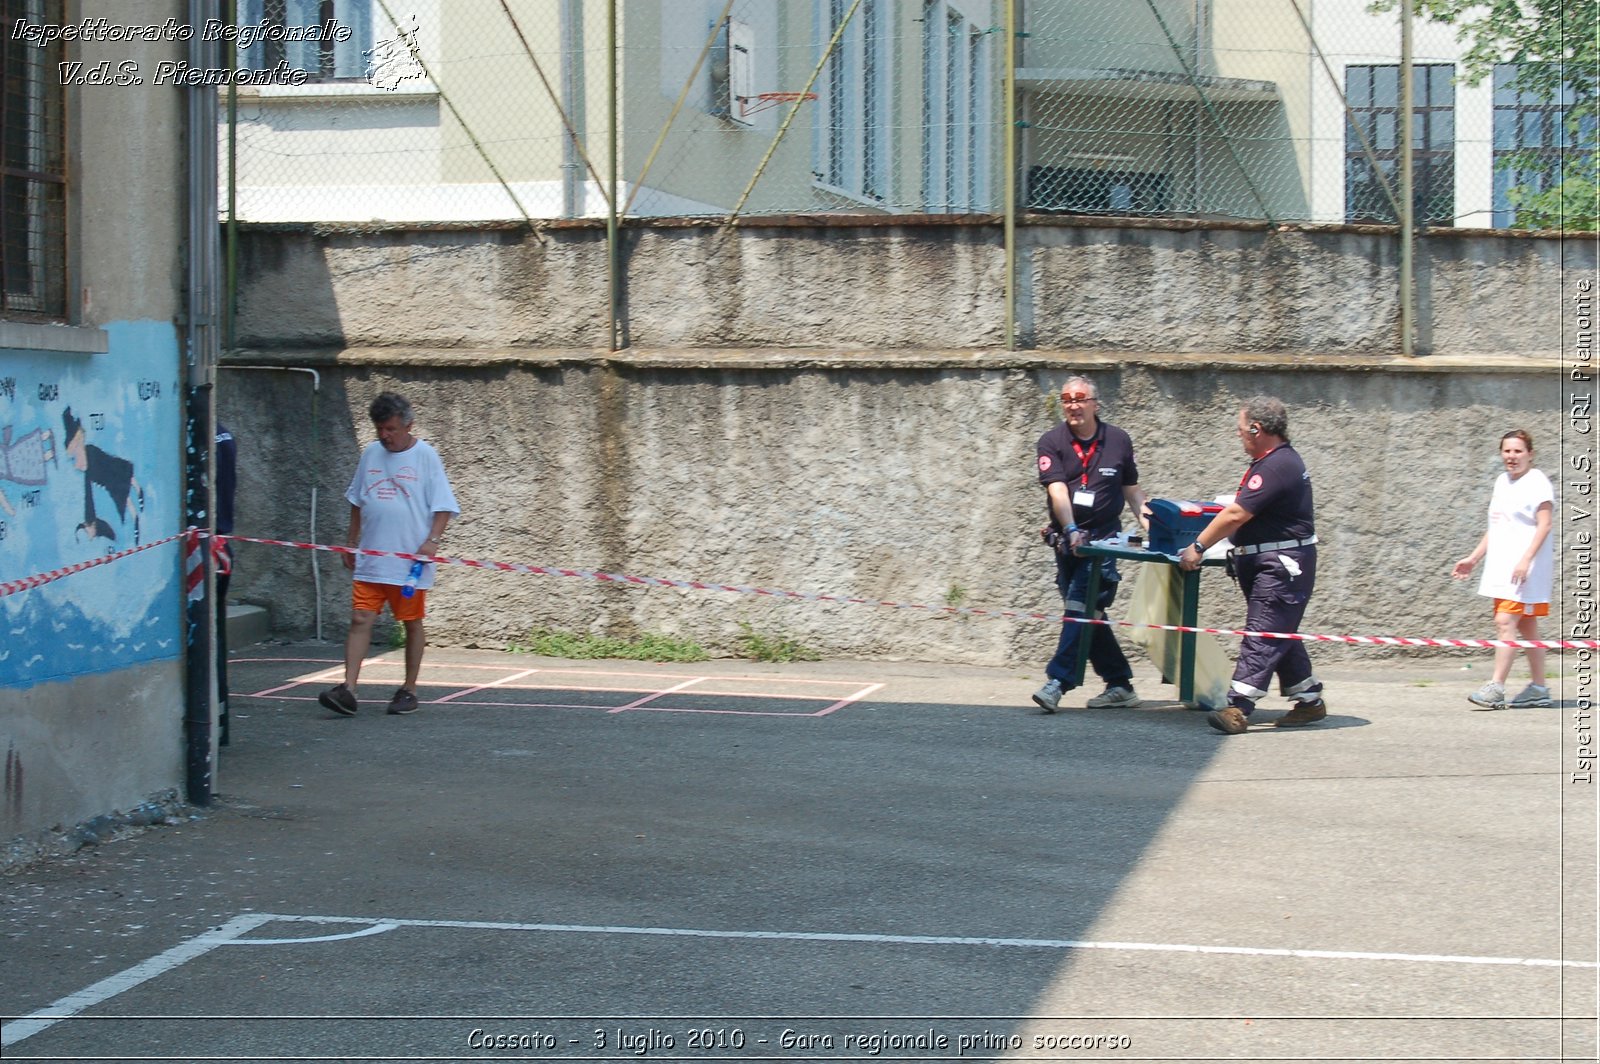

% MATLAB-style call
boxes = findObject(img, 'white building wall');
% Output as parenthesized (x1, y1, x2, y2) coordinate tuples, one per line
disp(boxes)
(1306, 1, 1498, 227)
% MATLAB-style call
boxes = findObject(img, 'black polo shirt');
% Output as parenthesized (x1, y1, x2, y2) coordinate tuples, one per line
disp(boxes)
(1233, 443, 1315, 546)
(1035, 419, 1138, 536)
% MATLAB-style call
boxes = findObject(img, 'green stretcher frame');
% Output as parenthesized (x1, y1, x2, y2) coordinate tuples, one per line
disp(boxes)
(1069, 542, 1227, 705)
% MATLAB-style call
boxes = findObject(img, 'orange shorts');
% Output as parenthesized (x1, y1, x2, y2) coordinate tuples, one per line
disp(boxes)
(353, 580, 427, 621)
(1494, 598, 1548, 617)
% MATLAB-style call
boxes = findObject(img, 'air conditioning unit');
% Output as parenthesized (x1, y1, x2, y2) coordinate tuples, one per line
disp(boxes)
(709, 17, 754, 124)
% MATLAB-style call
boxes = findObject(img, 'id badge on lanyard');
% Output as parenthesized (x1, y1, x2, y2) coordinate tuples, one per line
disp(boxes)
(1072, 438, 1098, 512)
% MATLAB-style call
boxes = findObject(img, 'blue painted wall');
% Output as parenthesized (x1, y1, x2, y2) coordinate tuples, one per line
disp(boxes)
(0, 321, 184, 689)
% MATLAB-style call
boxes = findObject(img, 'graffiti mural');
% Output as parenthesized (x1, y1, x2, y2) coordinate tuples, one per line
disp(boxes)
(62, 407, 145, 545)
(0, 321, 182, 689)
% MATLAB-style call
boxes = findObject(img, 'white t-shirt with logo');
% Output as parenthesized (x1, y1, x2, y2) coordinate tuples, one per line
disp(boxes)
(345, 438, 460, 589)
(1477, 468, 1554, 604)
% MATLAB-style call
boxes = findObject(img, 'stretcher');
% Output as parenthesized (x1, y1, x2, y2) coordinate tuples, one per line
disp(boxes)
(1068, 540, 1230, 710)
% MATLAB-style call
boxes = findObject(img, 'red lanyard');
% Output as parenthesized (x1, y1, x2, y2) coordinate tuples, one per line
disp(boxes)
(1071, 438, 1098, 489)
(1238, 446, 1281, 492)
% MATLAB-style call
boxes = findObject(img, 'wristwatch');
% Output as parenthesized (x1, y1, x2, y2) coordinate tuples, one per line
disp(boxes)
(1191, 540, 1207, 554)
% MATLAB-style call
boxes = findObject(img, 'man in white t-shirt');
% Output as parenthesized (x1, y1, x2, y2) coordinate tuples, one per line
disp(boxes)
(319, 392, 460, 717)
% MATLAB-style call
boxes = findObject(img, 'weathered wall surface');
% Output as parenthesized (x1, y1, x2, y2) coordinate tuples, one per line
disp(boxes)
(220, 220, 1588, 671)
(1021, 224, 1575, 356)
(231, 219, 1586, 357)
(2, 15, 189, 857)
(218, 349, 1576, 671)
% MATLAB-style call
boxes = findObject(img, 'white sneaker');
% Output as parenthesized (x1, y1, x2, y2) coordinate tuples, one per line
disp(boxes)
(1509, 683, 1552, 708)
(1467, 681, 1506, 711)
(1086, 685, 1141, 709)
(1032, 678, 1064, 713)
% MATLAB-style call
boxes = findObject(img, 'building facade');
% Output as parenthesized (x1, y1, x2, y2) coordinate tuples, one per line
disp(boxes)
(2, 1, 207, 857)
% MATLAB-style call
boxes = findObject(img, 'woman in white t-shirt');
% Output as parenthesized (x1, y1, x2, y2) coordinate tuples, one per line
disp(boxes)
(1452, 429, 1554, 710)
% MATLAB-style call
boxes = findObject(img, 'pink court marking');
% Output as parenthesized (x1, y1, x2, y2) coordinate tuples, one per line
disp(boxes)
(432, 667, 543, 705)
(234, 657, 886, 718)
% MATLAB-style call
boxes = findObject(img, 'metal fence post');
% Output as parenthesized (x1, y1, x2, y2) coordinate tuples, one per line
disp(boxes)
(1003, 0, 1017, 351)
(1399, 0, 1415, 356)
(608, 0, 622, 352)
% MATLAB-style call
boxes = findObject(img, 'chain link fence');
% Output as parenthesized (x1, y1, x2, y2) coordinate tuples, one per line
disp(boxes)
(222, 0, 1593, 227)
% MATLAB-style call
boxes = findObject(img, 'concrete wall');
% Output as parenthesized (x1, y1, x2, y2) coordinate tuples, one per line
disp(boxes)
(232, 218, 1583, 358)
(1, 7, 190, 855)
(220, 219, 1588, 672)
(217, 347, 1578, 673)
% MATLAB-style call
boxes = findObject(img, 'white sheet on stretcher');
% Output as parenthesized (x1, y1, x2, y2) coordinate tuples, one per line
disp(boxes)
(1125, 562, 1232, 711)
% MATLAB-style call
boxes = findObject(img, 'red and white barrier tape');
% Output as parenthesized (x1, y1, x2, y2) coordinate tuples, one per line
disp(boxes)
(4, 530, 1596, 651)
(212, 533, 1600, 652)
(0, 531, 189, 599)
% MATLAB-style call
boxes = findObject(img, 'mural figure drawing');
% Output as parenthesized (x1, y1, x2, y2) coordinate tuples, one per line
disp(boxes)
(61, 407, 144, 548)
(0, 425, 57, 519)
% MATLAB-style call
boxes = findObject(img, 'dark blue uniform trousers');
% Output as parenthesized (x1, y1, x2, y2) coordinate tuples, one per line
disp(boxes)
(1230, 547, 1319, 705)
(1045, 551, 1134, 689)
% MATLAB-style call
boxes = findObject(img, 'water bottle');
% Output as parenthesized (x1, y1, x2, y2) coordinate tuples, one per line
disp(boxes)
(401, 559, 425, 598)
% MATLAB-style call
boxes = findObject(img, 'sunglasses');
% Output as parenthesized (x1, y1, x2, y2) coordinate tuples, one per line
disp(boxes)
(1060, 392, 1096, 403)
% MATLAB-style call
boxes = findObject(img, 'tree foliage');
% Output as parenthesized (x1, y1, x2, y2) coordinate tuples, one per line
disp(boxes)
(1376, 0, 1597, 229)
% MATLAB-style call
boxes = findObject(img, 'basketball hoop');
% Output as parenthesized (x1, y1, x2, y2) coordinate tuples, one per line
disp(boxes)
(737, 91, 817, 118)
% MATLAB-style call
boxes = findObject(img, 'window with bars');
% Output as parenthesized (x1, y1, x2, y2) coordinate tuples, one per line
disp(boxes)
(1344, 63, 1455, 226)
(816, 0, 890, 203)
(236, 0, 374, 82)
(1492, 63, 1596, 228)
(1, 0, 67, 322)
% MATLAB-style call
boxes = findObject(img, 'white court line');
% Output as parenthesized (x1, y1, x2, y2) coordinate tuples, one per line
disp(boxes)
(0, 912, 277, 1049)
(6, 912, 1591, 1048)
(237, 914, 1597, 969)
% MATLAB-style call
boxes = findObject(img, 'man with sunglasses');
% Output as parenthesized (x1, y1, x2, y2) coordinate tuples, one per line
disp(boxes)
(1031, 376, 1149, 714)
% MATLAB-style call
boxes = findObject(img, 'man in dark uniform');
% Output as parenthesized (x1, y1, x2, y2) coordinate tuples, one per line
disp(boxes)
(1178, 396, 1326, 734)
(1032, 376, 1150, 713)
(215, 423, 237, 744)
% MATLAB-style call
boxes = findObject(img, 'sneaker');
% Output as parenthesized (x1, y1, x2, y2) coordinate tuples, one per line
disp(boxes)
(1206, 706, 1249, 734)
(1086, 685, 1141, 709)
(386, 688, 420, 715)
(1032, 678, 1064, 714)
(318, 683, 358, 716)
(1274, 697, 1327, 727)
(1467, 681, 1507, 711)
(1509, 683, 1552, 708)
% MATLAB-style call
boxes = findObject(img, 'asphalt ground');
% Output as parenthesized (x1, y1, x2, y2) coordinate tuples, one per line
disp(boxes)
(1, 640, 1596, 1064)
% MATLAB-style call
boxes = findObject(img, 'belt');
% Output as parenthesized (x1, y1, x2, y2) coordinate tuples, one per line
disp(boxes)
(1231, 535, 1318, 556)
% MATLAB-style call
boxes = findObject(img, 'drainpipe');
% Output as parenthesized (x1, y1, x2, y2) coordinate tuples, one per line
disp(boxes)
(224, 0, 237, 345)
(184, 0, 223, 806)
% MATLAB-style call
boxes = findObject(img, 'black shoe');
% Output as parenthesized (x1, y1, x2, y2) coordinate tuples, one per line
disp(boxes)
(318, 683, 358, 716)
(386, 688, 420, 715)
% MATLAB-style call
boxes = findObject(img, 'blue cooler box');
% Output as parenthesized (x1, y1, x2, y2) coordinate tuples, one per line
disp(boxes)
(1147, 499, 1224, 554)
